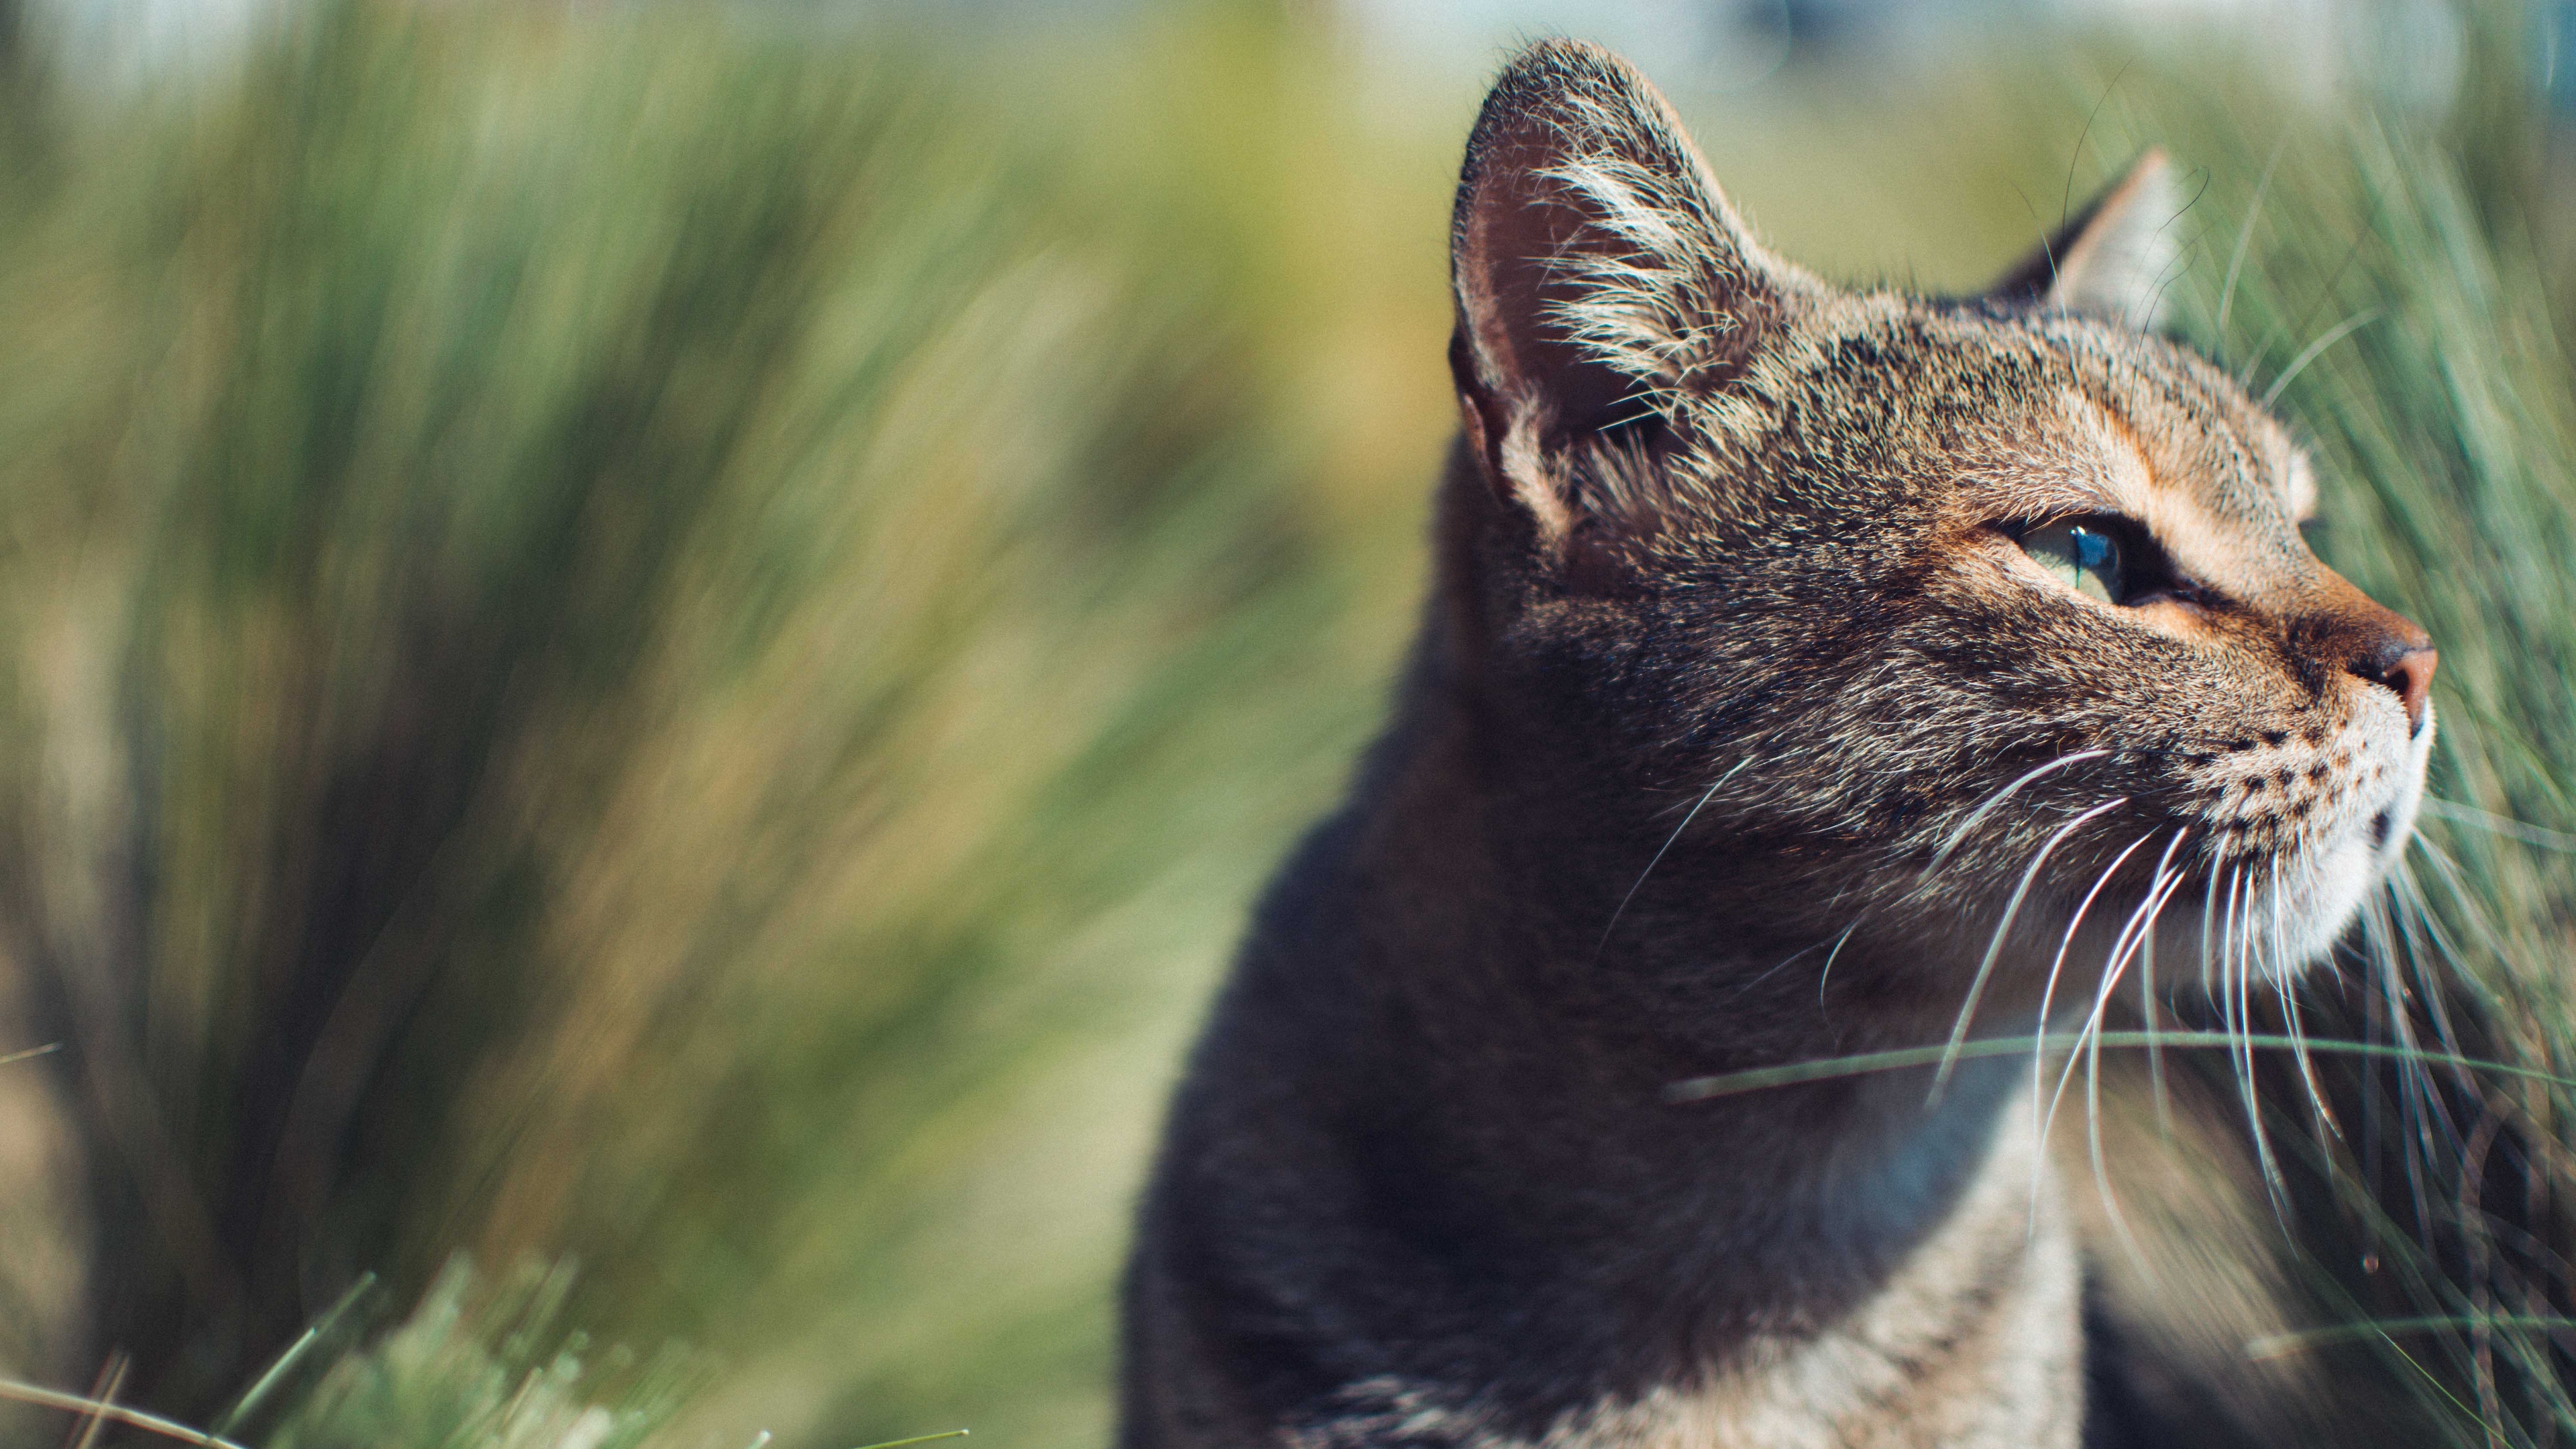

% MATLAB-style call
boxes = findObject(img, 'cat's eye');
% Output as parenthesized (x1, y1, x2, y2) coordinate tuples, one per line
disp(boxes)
(2018, 521, 2127, 604)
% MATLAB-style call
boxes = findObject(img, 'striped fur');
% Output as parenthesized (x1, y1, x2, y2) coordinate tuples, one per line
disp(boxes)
(1123, 41, 2432, 1448)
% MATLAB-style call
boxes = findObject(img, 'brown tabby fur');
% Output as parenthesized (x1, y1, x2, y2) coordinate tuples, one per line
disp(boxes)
(1122, 41, 2436, 1448)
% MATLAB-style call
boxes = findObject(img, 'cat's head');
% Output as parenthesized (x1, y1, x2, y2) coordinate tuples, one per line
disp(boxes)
(1439, 42, 2432, 1013)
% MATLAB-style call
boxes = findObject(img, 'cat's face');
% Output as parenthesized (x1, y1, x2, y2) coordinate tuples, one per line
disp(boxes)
(1446, 43, 2432, 1013)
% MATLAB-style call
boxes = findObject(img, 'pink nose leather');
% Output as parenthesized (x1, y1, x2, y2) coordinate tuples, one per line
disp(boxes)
(2369, 645, 2436, 736)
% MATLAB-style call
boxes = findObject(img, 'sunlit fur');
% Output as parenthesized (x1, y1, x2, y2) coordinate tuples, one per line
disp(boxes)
(1124, 39, 2435, 1449)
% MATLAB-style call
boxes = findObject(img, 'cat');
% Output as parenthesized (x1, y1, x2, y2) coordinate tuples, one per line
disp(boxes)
(1121, 39, 2435, 1449)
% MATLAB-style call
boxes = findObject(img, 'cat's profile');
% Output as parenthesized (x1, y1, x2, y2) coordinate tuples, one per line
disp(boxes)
(1122, 40, 2434, 1449)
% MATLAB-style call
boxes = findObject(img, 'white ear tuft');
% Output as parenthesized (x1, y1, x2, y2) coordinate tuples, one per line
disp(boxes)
(1449, 40, 1788, 549)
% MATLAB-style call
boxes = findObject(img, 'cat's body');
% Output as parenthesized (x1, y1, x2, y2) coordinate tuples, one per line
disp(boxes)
(1124, 42, 2434, 1448)
(1124, 699, 2086, 1447)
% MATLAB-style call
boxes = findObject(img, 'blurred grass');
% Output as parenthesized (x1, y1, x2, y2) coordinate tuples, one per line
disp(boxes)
(257, 1263, 693, 1449)
(0, 3, 1443, 1444)
(0, 1, 2572, 1446)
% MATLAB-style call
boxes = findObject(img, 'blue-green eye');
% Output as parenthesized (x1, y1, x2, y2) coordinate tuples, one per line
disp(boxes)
(2019, 521, 2126, 604)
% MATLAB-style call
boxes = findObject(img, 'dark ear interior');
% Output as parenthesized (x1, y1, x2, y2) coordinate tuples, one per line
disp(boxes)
(1452, 125, 1642, 441)
(1447, 41, 1787, 551)
(1989, 149, 2181, 330)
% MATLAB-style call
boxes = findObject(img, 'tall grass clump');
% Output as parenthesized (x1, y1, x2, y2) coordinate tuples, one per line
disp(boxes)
(0, 2, 1426, 1444)
(255, 1263, 693, 1449)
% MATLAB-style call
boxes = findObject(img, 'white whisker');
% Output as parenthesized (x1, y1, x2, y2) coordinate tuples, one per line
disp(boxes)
(2418, 796, 2576, 853)
(1596, 755, 1759, 959)
(2135, 832, 2188, 1135)
(2387, 863, 2472, 1157)
(2045, 830, 2190, 1147)
(1916, 749, 2109, 887)
(2220, 867, 2285, 1203)
(2363, 878, 2440, 1236)
(1815, 918, 1862, 1016)
(2030, 830, 2157, 1164)
(1933, 796, 2128, 1099)
(2408, 831, 2519, 989)
(2272, 855, 2336, 1142)
(2197, 858, 2224, 995)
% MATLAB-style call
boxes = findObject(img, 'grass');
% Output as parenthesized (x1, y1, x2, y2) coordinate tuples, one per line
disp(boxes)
(2125, 45, 2576, 1442)
(0, 3, 1422, 1443)
(0, 1, 2571, 1446)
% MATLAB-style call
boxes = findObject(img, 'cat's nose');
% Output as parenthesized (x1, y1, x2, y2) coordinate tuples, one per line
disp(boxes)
(2303, 571, 2434, 736)
(2355, 638, 2437, 737)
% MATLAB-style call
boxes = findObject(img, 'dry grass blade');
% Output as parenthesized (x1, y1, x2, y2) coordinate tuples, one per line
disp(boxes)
(0, 1379, 248, 1449)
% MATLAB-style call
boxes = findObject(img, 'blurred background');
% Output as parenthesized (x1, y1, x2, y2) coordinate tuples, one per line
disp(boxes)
(1, 0, 2575, 1445)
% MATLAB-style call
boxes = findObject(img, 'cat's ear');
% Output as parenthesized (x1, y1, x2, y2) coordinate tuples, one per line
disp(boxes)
(1449, 41, 1792, 555)
(1989, 150, 2181, 329)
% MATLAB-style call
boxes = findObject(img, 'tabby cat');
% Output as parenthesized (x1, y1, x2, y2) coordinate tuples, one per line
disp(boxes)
(1122, 40, 2435, 1448)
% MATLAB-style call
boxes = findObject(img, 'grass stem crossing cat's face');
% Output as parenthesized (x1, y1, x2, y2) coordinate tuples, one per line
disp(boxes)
(1446, 42, 2434, 1026)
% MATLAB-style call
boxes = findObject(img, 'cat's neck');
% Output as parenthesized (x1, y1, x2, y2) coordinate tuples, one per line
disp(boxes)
(1126, 633, 2090, 1449)
(1347, 686, 2034, 1291)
